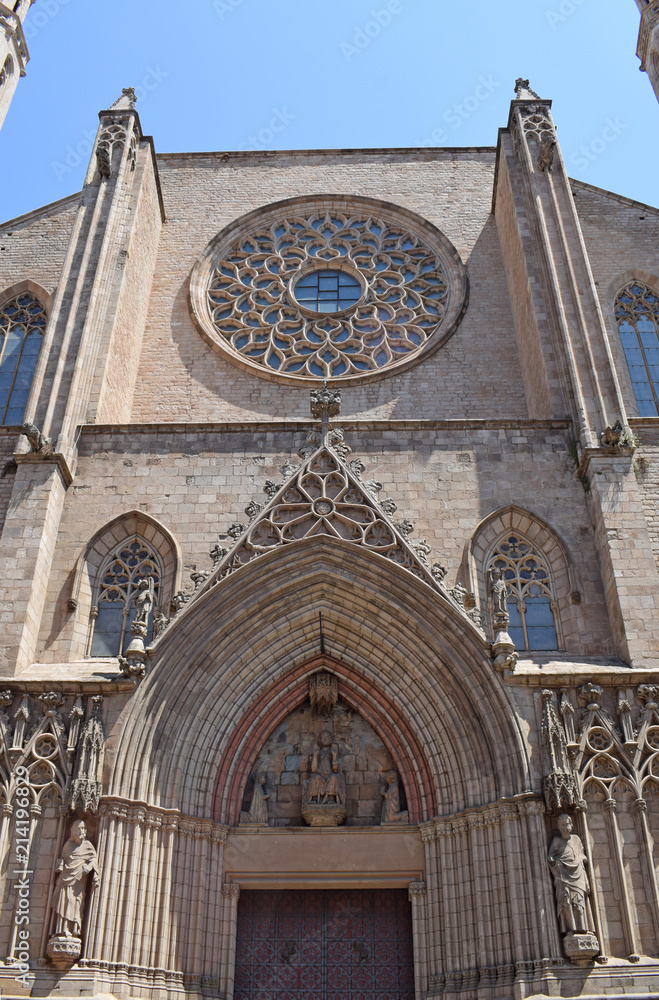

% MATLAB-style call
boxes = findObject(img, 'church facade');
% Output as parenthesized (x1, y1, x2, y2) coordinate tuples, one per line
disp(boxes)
(0, 9, 658, 999)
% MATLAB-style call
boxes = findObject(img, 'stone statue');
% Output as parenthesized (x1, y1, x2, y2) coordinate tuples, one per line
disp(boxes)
(548, 814, 599, 964)
(302, 730, 346, 827)
(240, 772, 269, 826)
(47, 820, 99, 968)
(52, 820, 99, 937)
(488, 567, 508, 616)
(381, 772, 409, 824)
(132, 577, 155, 630)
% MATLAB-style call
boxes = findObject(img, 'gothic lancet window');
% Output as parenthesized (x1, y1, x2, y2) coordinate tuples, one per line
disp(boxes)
(0, 291, 47, 425)
(89, 539, 161, 657)
(614, 281, 659, 416)
(487, 534, 559, 651)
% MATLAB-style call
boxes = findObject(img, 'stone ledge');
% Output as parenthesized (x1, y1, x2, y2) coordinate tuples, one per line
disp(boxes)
(507, 657, 659, 687)
(78, 418, 573, 437)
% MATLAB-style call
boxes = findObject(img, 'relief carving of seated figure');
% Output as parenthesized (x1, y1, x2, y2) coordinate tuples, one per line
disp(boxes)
(302, 730, 347, 826)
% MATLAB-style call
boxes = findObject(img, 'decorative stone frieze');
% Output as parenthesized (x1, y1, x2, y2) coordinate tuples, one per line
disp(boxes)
(99, 797, 229, 844)
(430, 793, 543, 838)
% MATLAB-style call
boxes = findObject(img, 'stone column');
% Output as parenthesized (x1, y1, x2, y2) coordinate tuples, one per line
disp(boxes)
(408, 880, 428, 1000)
(220, 883, 240, 1000)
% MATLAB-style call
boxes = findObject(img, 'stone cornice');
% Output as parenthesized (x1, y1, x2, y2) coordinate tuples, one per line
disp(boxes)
(156, 147, 497, 165)
(0, 192, 81, 233)
(506, 659, 659, 686)
(78, 418, 572, 438)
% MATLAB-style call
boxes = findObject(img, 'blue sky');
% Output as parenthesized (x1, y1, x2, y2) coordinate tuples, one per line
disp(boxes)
(0, 0, 656, 222)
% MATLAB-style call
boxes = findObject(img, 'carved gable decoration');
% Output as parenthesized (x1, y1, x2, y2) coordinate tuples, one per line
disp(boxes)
(187, 445, 474, 628)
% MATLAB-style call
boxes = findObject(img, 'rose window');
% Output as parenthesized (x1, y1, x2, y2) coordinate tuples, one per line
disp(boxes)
(190, 197, 468, 384)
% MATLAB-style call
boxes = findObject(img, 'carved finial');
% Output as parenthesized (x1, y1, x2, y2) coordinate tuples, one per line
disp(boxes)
(110, 87, 137, 110)
(309, 672, 338, 717)
(514, 78, 541, 100)
(310, 384, 341, 421)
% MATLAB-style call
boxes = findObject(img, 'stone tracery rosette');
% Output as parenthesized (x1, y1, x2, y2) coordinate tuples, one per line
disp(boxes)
(190, 196, 468, 384)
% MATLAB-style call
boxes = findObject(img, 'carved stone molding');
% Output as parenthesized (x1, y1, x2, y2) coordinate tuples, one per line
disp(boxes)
(98, 797, 229, 845)
(431, 793, 543, 838)
(408, 880, 427, 898)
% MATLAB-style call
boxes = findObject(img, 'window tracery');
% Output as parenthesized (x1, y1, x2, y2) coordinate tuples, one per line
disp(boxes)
(0, 57, 12, 89)
(614, 281, 659, 416)
(486, 533, 559, 650)
(0, 291, 47, 425)
(191, 197, 468, 384)
(88, 538, 161, 657)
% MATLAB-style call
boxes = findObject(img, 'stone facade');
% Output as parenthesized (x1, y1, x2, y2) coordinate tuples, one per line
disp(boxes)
(0, 72, 657, 1000)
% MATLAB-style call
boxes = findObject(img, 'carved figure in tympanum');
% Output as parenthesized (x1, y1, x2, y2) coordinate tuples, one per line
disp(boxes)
(381, 771, 409, 824)
(301, 730, 347, 827)
(239, 772, 270, 826)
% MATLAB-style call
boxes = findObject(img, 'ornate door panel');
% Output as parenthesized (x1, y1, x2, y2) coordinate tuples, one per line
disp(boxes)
(234, 888, 414, 1000)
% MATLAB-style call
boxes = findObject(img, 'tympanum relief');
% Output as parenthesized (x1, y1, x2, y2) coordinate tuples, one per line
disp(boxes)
(239, 686, 407, 828)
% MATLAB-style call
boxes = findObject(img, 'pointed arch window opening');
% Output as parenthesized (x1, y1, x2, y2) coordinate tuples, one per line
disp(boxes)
(87, 538, 162, 657)
(0, 57, 13, 89)
(0, 291, 47, 426)
(486, 533, 560, 651)
(614, 281, 659, 417)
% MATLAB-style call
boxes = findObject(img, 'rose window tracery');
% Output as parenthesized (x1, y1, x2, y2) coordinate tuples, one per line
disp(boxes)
(190, 197, 468, 384)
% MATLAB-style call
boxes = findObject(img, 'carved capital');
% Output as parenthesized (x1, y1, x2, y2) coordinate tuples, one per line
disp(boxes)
(222, 882, 241, 900)
(408, 880, 427, 899)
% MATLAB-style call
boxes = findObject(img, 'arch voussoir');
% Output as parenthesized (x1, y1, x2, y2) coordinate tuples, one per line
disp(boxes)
(110, 537, 531, 824)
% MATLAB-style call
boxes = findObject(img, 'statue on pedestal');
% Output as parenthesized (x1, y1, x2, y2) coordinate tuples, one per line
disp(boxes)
(302, 730, 346, 827)
(548, 814, 600, 965)
(47, 820, 99, 968)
